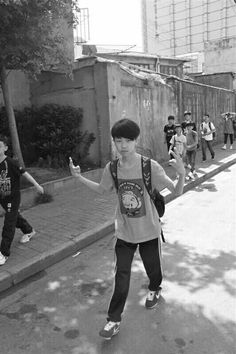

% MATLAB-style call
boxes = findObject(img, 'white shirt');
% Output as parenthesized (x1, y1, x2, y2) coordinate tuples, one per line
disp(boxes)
(170, 134, 186, 155)
(201, 122, 215, 141)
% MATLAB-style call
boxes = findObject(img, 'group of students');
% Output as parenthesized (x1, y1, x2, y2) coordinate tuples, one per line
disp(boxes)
(164, 110, 235, 180)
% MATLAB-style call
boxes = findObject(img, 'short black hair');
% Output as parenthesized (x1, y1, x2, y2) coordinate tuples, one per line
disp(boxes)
(0, 134, 9, 146)
(204, 113, 209, 117)
(175, 124, 181, 129)
(111, 119, 140, 140)
(168, 115, 175, 121)
(186, 122, 194, 127)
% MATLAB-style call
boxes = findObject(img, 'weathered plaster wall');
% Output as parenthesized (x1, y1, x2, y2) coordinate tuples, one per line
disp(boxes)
(30, 62, 109, 164)
(106, 62, 177, 162)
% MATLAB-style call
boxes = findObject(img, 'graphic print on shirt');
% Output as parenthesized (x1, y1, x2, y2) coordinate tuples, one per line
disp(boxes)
(0, 168, 11, 197)
(118, 178, 146, 217)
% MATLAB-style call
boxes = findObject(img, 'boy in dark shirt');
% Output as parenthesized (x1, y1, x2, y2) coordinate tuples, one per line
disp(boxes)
(0, 135, 44, 265)
(181, 111, 197, 133)
(163, 115, 175, 154)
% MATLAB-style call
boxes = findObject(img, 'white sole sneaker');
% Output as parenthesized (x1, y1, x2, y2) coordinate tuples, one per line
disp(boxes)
(0, 252, 8, 266)
(20, 230, 36, 244)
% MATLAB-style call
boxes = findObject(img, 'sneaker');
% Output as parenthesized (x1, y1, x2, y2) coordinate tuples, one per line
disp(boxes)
(188, 172, 194, 179)
(20, 230, 36, 244)
(230, 145, 233, 150)
(211, 154, 215, 160)
(0, 252, 8, 266)
(145, 288, 161, 309)
(99, 321, 120, 340)
(193, 170, 198, 177)
(221, 145, 226, 150)
(202, 158, 206, 162)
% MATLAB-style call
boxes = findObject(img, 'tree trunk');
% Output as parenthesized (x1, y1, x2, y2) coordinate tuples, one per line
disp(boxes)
(0, 65, 25, 167)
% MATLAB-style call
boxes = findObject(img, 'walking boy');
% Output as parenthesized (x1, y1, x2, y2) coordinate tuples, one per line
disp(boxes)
(221, 112, 236, 150)
(185, 122, 198, 179)
(163, 115, 175, 155)
(0, 135, 44, 265)
(169, 124, 186, 159)
(200, 114, 216, 161)
(69, 118, 185, 340)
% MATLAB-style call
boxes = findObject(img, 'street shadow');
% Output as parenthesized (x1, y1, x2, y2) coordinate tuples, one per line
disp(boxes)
(193, 182, 218, 193)
(162, 241, 236, 296)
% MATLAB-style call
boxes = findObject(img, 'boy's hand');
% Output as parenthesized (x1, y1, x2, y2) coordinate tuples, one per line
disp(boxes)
(36, 185, 44, 194)
(169, 148, 185, 175)
(69, 157, 81, 177)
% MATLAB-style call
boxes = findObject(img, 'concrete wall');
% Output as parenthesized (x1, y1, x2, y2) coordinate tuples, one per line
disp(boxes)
(106, 62, 177, 162)
(2, 60, 235, 167)
(192, 72, 235, 91)
(30, 59, 111, 165)
(0, 70, 31, 109)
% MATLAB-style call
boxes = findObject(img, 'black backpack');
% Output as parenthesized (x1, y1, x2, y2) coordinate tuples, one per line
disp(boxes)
(109, 156, 165, 241)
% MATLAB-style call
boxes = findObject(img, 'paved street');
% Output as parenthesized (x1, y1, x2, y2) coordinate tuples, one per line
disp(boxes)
(0, 164, 235, 354)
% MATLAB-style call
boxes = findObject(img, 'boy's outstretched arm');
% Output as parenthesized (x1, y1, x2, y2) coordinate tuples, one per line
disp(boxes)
(69, 157, 105, 194)
(22, 172, 44, 194)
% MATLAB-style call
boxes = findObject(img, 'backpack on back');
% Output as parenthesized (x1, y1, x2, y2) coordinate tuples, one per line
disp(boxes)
(109, 156, 165, 242)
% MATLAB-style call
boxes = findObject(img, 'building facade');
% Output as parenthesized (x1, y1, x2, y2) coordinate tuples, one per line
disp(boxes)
(142, 0, 236, 56)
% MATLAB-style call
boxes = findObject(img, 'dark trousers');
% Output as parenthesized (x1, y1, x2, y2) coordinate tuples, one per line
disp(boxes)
(107, 237, 162, 322)
(224, 133, 233, 145)
(186, 150, 196, 172)
(201, 139, 214, 160)
(0, 195, 32, 257)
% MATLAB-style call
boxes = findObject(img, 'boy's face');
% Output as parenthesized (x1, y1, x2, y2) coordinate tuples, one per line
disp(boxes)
(203, 116, 209, 122)
(168, 119, 174, 125)
(0, 141, 8, 157)
(185, 114, 191, 121)
(186, 125, 193, 131)
(113, 137, 137, 156)
(175, 127, 182, 134)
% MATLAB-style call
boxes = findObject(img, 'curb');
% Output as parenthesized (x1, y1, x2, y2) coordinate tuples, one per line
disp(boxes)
(0, 155, 235, 294)
(0, 221, 114, 293)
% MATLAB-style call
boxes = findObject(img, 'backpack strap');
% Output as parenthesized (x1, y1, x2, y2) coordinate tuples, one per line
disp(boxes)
(109, 159, 119, 192)
(141, 156, 153, 199)
(141, 156, 165, 242)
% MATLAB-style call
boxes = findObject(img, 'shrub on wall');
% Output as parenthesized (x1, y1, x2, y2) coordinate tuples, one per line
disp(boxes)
(0, 104, 96, 168)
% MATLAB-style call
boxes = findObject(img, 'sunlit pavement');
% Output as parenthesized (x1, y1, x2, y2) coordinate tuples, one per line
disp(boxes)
(0, 165, 235, 354)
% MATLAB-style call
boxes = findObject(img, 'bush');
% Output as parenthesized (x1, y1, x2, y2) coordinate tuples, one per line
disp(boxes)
(0, 104, 96, 168)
